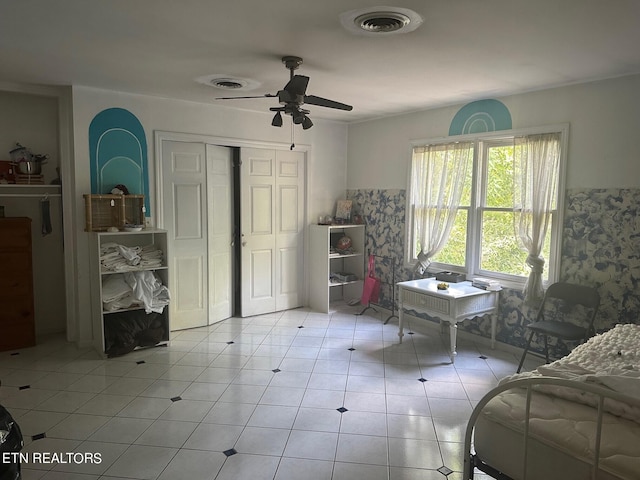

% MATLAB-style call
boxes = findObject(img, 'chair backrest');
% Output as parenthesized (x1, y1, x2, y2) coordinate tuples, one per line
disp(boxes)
(544, 282, 600, 308)
(537, 282, 600, 333)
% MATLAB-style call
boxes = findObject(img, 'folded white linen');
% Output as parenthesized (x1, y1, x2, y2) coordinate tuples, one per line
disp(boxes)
(101, 274, 132, 303)
(99, 243, 164, 271)
(104, 294, 139, 311)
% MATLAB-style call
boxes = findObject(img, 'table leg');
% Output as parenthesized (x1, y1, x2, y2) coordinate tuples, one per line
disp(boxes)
(449, 322, 458, 363)
(398, 300, 404, 344)
(490, 313, 496, 349)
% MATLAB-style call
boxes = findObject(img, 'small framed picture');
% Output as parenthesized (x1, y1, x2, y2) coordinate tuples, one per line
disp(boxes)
(335, 200, 352, 222)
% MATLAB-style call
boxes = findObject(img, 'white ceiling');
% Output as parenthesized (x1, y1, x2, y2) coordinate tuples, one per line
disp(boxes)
(1, 0, 639, 123)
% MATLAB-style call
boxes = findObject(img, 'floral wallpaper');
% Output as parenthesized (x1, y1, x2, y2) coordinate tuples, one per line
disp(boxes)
(347, 187, 640, 359)
(347, 189, 410, 314)
(562, 188, 640, 327)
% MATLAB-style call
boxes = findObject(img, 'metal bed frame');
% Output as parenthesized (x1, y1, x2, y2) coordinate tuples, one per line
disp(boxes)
(464, 376, 640, 480)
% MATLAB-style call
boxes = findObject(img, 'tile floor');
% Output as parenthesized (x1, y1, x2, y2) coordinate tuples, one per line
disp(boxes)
(0, 305, 543, 480)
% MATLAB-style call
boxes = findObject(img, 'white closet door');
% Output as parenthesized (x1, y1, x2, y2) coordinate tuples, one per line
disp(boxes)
(275, 149, 305, 311)
(240, 148, 277, 316)
(206, 144, 233, 324)
(240, 147, 304, 316)
(161, 140, 208, 330)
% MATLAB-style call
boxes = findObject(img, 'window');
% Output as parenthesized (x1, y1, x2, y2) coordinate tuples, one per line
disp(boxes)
(407, 126, 566, 288)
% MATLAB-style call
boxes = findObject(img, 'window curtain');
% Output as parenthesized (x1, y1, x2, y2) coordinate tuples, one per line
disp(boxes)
(410, 142, 473, 272)
(513, 132, 561, 304)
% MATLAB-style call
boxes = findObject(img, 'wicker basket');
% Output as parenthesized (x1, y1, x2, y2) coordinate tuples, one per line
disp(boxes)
(83, 194, 145, 231)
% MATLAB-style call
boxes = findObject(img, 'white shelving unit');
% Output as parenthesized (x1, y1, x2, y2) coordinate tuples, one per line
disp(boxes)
(90, 228, 170, 356)
(309, 224, 365, 313)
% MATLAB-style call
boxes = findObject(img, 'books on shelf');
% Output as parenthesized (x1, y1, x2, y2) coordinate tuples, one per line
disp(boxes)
(472, 277, 502, 291)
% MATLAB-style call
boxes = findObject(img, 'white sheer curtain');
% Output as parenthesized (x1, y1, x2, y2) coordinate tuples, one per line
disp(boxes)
(410, 142, 473, 273)
(513, 132, 561, 304)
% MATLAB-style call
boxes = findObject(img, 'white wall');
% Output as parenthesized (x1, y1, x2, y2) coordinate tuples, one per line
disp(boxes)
(70, 86, 349, 345)
(347, 74, 640, 190)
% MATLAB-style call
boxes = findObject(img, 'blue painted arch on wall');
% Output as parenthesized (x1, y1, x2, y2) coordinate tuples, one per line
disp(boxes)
(449, 99, 512, 136)
(89, 108, 150, 216)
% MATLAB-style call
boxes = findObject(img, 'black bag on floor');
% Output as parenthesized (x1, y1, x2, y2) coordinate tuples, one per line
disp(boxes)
(0, 404, 23, 480)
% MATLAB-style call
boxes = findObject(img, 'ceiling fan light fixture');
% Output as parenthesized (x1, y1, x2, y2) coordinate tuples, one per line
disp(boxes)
(271, 111, 283, 127)
(340, 6, 423, 36)
(291, 109, 305, 124)
(302, 116, 313, 130)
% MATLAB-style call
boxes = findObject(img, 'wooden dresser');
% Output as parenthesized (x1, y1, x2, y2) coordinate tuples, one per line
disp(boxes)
(0, 217, 35, 351)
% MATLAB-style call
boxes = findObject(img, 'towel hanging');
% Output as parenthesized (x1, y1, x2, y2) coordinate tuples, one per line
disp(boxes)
(41, 195, 52, 236)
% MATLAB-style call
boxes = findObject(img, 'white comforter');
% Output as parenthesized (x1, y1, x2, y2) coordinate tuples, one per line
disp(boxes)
(502, 323, 640, 422)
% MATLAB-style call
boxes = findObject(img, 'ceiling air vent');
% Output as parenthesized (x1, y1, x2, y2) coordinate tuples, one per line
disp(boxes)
(340, 6, 423, 36)
(213, 79, 244, 89)
(355, 12, 411, 33)
(194, 74, 260, 91)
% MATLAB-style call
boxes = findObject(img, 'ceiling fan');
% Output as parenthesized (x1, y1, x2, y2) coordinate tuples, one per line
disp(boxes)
(216, 56, 353, 130)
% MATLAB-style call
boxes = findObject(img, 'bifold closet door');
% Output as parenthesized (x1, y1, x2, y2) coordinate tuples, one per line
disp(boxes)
(205, 144, 233, 324)
(240, 147, 304, 317)
(161, 140, 232, 330)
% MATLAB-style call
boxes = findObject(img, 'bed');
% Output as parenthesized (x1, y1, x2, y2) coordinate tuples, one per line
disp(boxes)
(464, 323, 640, 480)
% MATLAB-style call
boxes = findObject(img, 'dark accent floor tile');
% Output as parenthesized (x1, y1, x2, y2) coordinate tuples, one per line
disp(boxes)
(337, 407, 348, 413)
(32, 433, 46, 441)
(223, 448, 237, 457)
(272, 369, 281, 373)
(170, 396, 182, 402)
(136, 360, 146, 365)
(437, 465, 453, 476)
(19, 385, 31, 390)
(418, 378, 427, 383)
(479, 355, 488, 360)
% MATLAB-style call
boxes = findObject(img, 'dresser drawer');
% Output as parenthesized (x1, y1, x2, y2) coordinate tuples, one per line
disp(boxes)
(0, 252, 32, 290)
(0, 217, 35, 352)
(0, 218, 32, 249)
(401, 288, 451, 315)
(0, 320, 35, 351)
(0, 294, 34, 320)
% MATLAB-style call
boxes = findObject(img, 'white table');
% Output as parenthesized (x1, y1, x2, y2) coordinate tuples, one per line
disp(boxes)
(397, 278, 499, 363)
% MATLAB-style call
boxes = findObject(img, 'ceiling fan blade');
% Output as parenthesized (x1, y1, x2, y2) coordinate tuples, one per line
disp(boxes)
(215, 94, 276, 100)
(304, 95, 353, 111)
(284, 75, 309, 96)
